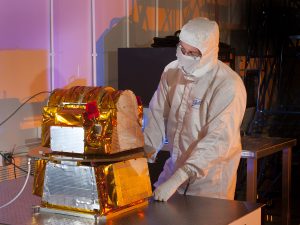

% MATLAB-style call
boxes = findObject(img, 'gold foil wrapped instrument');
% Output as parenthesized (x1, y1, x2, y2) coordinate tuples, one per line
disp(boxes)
(41, 86, 144, 155)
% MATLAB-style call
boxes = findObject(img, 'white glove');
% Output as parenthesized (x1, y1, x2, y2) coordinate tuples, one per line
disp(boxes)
(153, 168, 189, 201)
(144, 145, 157, 163)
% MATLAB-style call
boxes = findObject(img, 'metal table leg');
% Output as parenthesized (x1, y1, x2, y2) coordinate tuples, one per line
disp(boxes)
(246, 158, 257, 202)
(282, 147, 291, 225)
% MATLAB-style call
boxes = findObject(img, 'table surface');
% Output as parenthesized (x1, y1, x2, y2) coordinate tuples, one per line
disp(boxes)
(241, 135, 297, 158)
(0, 177, 263, 225)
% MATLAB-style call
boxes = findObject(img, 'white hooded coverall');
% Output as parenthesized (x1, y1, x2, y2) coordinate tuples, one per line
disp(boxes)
(144, 18, 247, 200)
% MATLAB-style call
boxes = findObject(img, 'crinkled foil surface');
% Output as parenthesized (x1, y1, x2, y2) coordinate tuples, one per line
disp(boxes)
(42, 161, 100, 213)
(41, 86, 143, 154)
(33, 158, 152, 216)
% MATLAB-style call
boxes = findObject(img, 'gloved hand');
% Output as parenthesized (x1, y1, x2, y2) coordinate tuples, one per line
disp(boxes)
(153, 168, 189, 201)
(144, 145, 157, 163)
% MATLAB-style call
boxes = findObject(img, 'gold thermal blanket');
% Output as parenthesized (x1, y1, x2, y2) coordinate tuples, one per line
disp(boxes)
(33, 157, 152, 216)
(41, 86, 144, 154)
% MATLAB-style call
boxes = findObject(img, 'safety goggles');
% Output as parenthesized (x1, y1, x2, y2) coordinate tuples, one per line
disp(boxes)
(177, 42, 202, 59)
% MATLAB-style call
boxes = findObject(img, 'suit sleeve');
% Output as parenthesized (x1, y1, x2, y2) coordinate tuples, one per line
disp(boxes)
(143, 71, 171, 157)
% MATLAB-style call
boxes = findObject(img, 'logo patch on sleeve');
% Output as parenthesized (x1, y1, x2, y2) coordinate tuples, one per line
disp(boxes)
(191, 98, 202, 108)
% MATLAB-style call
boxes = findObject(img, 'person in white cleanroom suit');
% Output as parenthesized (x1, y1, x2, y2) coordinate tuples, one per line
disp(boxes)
(143, 17, 247, 201)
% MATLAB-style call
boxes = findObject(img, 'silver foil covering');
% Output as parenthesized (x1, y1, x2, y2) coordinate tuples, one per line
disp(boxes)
(43, 162, 100, 211)
(50, 126, 85, 153)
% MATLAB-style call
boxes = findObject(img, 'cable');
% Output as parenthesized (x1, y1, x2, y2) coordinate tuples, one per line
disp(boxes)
(11, 145, 17, 179)
(12, 158, 17, 179)
(0, 158, 31, 209)
(0, 91, 51, 127)
(0, 152, 29, 174)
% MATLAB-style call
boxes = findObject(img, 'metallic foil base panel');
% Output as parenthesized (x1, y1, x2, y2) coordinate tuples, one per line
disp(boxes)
(33, 157, 152, 217)
(43, 161, 100, 212)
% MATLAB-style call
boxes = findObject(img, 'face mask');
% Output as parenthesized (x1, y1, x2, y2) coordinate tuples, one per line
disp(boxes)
(176, 47, 201, 75)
